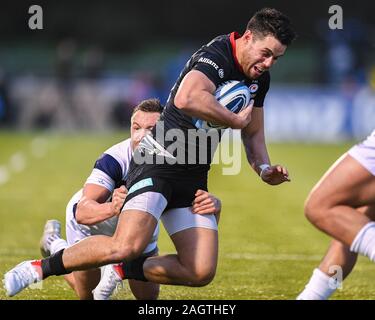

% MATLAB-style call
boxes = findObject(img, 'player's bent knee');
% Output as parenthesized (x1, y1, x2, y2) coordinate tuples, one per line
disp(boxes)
(304, 193, 330, 227)
(305, 201, 324, 227)
(109, 243, 144, 262)
(189, 273, 215, 287)
(304, 197, 318, 224)
(188, 266, 216, 287)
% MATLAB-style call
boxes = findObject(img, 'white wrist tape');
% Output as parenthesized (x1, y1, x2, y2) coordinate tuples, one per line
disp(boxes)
(259, 164, 271, 178)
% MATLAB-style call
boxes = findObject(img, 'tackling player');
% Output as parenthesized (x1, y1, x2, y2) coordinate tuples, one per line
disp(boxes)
(37, 98, 162, 300)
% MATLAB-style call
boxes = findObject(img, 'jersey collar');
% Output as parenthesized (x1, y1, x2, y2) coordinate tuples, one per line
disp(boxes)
(230, 32, 244, 74)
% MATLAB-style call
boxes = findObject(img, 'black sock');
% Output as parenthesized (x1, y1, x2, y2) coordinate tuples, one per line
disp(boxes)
(121, 255, 148, 282)
(41, 249, 70, 279)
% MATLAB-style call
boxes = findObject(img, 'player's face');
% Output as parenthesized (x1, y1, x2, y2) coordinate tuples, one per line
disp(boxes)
(240, 31, 286, 79)
(130, 111, 160, 150)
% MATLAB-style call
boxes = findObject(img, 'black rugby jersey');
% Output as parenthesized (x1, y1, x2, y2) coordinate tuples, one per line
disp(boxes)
(126, 32, 271, 188)
(162, 31, 270, 135)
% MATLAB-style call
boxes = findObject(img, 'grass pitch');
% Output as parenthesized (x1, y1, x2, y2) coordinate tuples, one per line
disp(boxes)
(0, 131, 374, 300)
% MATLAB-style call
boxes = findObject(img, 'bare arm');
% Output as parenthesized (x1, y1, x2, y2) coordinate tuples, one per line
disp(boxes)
(241, 107, 290, 185)
(174, 70, 252, 129)
(241, 107, 270, 174)
(76, 184, 127, 225)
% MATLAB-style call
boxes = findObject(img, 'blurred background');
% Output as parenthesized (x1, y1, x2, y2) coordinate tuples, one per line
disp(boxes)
(2, 0, 375, 300)
(0, 0, 374, 139)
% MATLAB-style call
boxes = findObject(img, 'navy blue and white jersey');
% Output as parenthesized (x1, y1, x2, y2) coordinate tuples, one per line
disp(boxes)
(86, 138, 133, 191)
(68, 138, 133, 236)
(66, 138, 159, 247)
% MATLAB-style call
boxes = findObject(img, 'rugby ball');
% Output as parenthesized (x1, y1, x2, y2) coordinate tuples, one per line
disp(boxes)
(194, 80, 252, 130)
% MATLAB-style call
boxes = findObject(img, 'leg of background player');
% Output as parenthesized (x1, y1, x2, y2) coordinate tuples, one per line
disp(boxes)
(298, 205, 375, 300)
(297, 240, 357, 300)
(305, 154, 375, 246)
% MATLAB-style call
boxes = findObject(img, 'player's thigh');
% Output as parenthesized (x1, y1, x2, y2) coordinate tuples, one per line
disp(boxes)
(172, 227, 218, 276)
(112, 210, 157, 255)
(308, 153, 375, 208)
(162, 207, 218, 273)
(113, 191, 166, 253)
(72, 269, 101, 300)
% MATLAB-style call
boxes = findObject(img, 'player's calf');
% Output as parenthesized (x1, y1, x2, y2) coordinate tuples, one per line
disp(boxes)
(129, 280, 159, 300)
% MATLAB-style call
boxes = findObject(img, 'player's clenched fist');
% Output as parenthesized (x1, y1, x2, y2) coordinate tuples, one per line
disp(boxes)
(260, 164, 290, 185)
(111, 185, 128, 215)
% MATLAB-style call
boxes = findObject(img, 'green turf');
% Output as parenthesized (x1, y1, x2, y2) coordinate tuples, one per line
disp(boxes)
(0, 132, 374, 300)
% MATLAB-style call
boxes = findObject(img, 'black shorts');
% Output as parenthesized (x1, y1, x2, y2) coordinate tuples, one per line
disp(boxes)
(124, 166, 208, 210)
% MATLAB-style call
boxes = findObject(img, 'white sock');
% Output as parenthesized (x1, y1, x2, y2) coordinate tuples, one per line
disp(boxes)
(296, 268, 336, 300)
(350, 222, 375, 261)
(50, 238, 68, 255)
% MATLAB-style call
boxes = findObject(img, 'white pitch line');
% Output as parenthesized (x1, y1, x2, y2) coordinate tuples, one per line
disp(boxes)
(0, 136, 51, 187)
(30, 137, 48, 158)
(0, 249, 323, 262)
(225, 253, 323, 261)
(9, 152, 27, 173)
(0, 165, 10, 185)
(0, 248, 38, 257)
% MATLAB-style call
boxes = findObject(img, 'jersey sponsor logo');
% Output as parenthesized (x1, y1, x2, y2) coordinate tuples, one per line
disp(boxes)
(128, 178, 153, 194)
(218, 69, 224, 78)
(198, 57, 219, 70)
(249, 84, 258, 93)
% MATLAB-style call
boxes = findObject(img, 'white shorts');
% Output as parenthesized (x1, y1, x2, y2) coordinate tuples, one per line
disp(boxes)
(122, 191, 168, 221)
(348, 129, 375, 176)
(122, 192, 218, 236)
(161, 207, 218, 236)
(66, 190, 159, 254)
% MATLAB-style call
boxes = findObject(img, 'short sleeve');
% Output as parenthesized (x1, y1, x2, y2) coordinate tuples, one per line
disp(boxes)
(93, 153, 122, 182)
(192, 52, 230, 88)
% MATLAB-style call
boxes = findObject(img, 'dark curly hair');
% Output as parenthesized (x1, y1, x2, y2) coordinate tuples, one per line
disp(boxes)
(246, 8, 296, 46)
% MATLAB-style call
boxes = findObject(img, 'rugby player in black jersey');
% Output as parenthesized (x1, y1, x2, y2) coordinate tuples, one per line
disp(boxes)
(5, 8, 296, 298)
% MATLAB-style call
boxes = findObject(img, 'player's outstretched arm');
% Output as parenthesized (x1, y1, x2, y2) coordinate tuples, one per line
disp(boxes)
(76, 184, 127, 225)
(241, 107, 290, 185)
